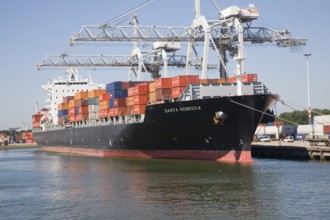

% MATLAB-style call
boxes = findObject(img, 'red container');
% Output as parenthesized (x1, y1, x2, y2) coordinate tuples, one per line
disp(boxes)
(99, 109, 109, 118)
(155, 78, 172, 89)
(324, 125, 330, 134)
(171, 75, 199, 87)
(241, 74, 258, 82)
(128, 87, 134, 97)
(132, 85, 148, 96)
(78, 107, 89, 114)
(134, 105, 146, 114)
(155, 88, 172, 101)
(99, 93, 111, 102)
(125, 106, 134, 115)
(69, 107, 76, 115)
(114, 98, 126, 107)
(171, 87, 186, 98)
(133, 95, 148, 105)
(69, 115, 76, 122)
(75, 114, 88, 121)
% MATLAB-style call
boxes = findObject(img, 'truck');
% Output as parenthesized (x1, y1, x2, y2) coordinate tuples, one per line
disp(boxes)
(305, 135, 330, 146)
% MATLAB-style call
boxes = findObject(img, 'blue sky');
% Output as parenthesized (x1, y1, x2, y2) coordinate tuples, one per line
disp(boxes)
(0, 0, 329, 130)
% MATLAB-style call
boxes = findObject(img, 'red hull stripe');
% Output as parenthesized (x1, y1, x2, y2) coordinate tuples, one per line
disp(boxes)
(41, 146, 253, 163)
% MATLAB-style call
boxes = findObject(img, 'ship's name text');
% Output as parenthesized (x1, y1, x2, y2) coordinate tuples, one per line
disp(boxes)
(164, 106, 202, 113)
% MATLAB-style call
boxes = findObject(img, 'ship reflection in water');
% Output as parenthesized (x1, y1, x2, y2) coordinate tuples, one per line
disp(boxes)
(1, 149, 330, 219)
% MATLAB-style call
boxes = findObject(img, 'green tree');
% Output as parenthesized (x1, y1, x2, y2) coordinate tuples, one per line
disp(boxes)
(279, 109, 330, 125)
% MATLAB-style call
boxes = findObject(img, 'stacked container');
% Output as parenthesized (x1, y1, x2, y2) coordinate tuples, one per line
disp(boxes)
(22, 131, 34, 143)
(106, 81, 129, 117)
(171, 75, 199, 99)
(88, 89, 104, 120)
(57, 96, 73, 124)
(32, 112, 42, 128)
(68, 99, 76, 122)
(155, 78, 172, 101)
(74, 91, 89, 121)
(99, 91, 110, 118)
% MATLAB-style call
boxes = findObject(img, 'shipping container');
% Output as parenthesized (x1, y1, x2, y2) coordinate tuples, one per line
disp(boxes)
(57, 103, 68, 110)
(149, 82, 155, 92)
(68, 99, 76, 108)
(99, 109, 109, 118)
(155, 78, 172, 89)
(77, 107, 89, 114)
(69, 107, 76, 115)
(58, 110, 68, 117)
(99, 101, 110, 110)
(171, 87, 186, 98)
(125, 106, 134, 115)
(109, 89, 128, 99)
(113, 98, 126, 107)
(88, 105, 99, 113)
(74, 91, 88, 100)
(99, 93, 111, 102)
(75, 114, 88, 121)
(148, 92, 156, 103)
(88, 112, 100, 120)
(126, 97, 134, 106)
(133, 95, 148, 105)
(324, 125, 330, 134)
(108, 107, 126, 117)
(69, 115, 76, 122)
(132, 85, 148, 96)
(63, 96, 74, 104)
(171, 75, 199, 87)
(106, 81, 122, 91)
(155, 88, 172, 101)
(242, 74, 258, 82)
(134, 105, 146, 114)
(88, 97, 99, 105)
(88, 89, 106, 98)
(75, 99, 88, 107)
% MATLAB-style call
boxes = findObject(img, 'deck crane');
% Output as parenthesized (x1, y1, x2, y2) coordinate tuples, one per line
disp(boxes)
(40, 0, 306, 94)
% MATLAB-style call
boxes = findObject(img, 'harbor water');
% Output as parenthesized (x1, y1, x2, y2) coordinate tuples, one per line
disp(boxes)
(1, 148, 330, 219)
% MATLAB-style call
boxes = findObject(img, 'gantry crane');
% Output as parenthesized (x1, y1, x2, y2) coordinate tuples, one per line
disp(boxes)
(38, 0, 306, 94)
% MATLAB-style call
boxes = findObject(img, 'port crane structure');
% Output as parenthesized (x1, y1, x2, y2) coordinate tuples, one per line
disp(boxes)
(38, 0, 306, 95)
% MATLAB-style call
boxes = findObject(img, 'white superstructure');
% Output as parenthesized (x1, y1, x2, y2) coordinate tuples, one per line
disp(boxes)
(41, 68, 104, 125)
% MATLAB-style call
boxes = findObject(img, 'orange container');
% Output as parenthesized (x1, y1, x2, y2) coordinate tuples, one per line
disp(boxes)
(132, 85, 148, 96)
(126, 97, 134, 106)
(109, 107, 126, 116)
(68, 99, 76, 108)
(186, 75, 199, 84)
(99, 101, 109, 110)
(155, 78, 172, 89)
(148, 92, 156, 103)
(171, 75, 198, 88)
(171, 87, 186, 98)
(217, 78, 227, 83)
(63, 96, 74, 104)
(99, 93, 111, 102)
(75, 91, 88, 100)
(133, 95, 148, 105)
(88, 89, 106, 98)
(227, 77, 237, 83)
(149, 82, 155, 92)
(155, 88, 172, 101)
(125, 106, 134, 115)
(57, 103, 68, 110)
(324, 125, 330, 133)
(241, 74, 258, 82)
(134, 105, 146, 114)
(99, 109, 109, 118)
(75, 114, 88, 121)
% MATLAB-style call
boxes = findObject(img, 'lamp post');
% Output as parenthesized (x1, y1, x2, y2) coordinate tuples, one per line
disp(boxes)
(304, 53, 312, 124)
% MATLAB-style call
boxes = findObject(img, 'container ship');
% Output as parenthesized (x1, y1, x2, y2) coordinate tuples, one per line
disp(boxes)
(33, 1, 305, 163)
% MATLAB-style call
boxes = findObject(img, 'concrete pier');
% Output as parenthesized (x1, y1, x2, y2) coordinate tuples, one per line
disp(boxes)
(252, 141, 330, 161)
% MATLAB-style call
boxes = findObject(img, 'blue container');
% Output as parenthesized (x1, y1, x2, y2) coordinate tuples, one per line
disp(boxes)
(109, 99, 115, 108)
(75, 107, 79, 114)
(106, 81, 122, 92)
(267, 122, 274, 126)
(121, 89, 128, 98)
(58, 110, 68, 117)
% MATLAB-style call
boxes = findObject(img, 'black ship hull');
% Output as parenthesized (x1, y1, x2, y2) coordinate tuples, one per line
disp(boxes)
(34, 94, 277, 163)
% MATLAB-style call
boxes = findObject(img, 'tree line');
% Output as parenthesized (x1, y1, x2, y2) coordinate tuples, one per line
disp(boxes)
(278, 109, 330, 125)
